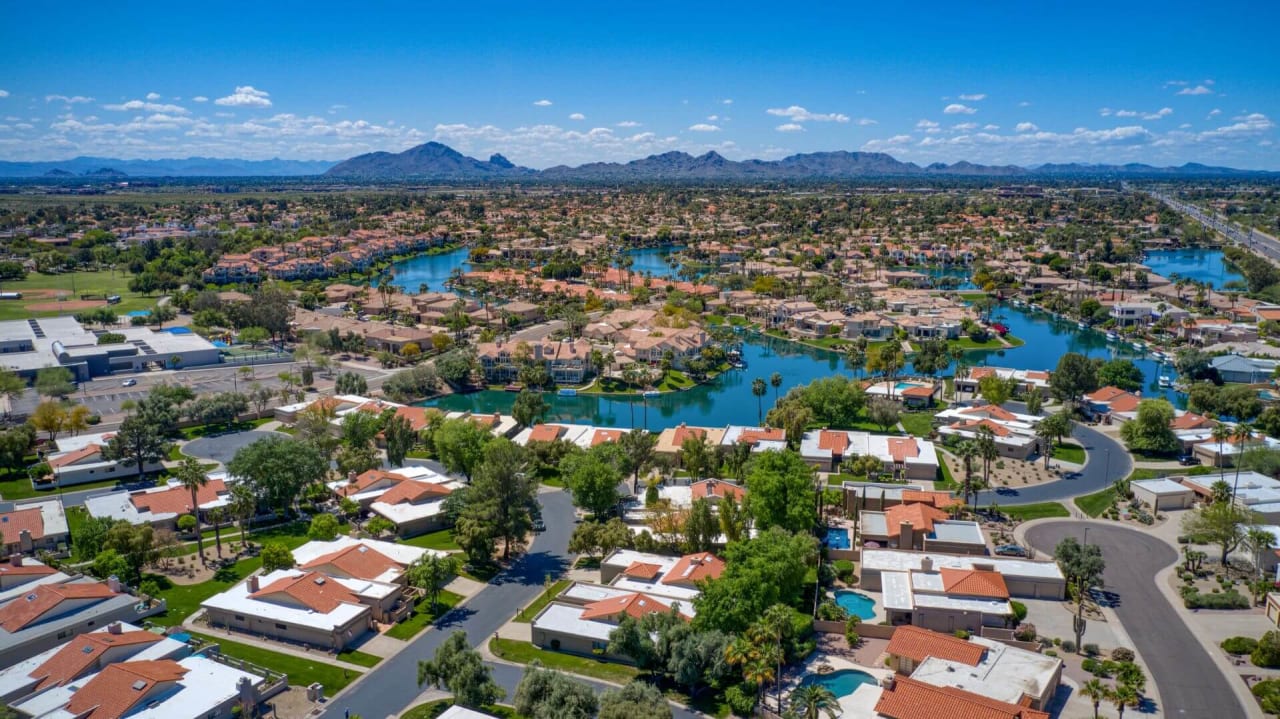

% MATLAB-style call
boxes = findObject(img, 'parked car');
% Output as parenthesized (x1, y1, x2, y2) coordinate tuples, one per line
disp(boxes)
(994, 544, 1028, 557)
(532, 518, 546, 532)
(121, 379, 138, 387)
(1178, 454, 1201, 466)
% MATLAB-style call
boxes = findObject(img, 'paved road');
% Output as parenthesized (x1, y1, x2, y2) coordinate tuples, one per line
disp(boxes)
(1025, 522, 1244, 718)
(1141, 186, 1280, 263)
(973, 421, 1131, 507)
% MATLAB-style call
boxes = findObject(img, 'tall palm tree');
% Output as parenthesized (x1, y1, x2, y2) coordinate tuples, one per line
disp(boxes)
(175, 457, 209, 565)
(1109, 683, 1138, 719)
(770, 372, 783, 403)
(229, 482, 257, 547)
(1081, 679, 1107, 719)
(976, 425, 998, 485)
(207, 507, 225, 558)
(752, 377, 768, 424)
(1233, 422, 1255, 500)
(741, 658, 775, 713)
(1212, 422, 1232, 487)
(956, 441, 980, 506)
(789, 684, 839, 719)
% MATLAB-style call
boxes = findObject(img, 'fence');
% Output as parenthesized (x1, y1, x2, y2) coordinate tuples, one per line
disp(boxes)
(812, 619, 897, 640)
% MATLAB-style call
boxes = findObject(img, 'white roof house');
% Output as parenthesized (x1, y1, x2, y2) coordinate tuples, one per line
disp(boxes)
(800, 430, 941, 474)
(84, 471, 241, 526)
(910, 635, 1062, 707)
(1182, 471, 1280, 517)
(290, 537, 445, 585)
(599, 550, 726, 604)
(881, 571, 1012, 617)
(862, 549, 1065, 582)
(201, 569, 376, 634)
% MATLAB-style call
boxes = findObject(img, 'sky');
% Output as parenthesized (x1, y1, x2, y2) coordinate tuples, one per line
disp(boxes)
(2, 1, 1278, 169)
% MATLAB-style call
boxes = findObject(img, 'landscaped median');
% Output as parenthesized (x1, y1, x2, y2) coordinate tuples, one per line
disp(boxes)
(189, 632, 363, 695)
(998, 502, 1071, 521)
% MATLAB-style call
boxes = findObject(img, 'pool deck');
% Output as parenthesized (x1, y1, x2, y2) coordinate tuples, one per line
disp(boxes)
(790, 650, 892, 718)
(831, 587, 886, 624)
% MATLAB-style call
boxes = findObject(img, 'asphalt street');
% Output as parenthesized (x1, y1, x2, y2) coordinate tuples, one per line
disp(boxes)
(182, 429, 287, 466)
(973, 421, 1131, 507)
(1025, 522, 1245, 718)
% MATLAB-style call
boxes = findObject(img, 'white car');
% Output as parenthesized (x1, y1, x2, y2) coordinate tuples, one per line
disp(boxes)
(121, 379, 138, 387)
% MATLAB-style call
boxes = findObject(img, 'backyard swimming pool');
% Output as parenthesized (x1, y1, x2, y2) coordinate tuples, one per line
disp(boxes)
(825, 527, 851, 549)
(799, 668, 878, 697)
(834, 590, 877, 620)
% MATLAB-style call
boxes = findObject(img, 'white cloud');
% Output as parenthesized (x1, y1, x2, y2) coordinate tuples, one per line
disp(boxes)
(706, 115, 719, 121)
(1208, 108, 1221, 118)
(328, 104, 347, 115)
(775, 123, 804, 132)
(943, 103, 977, 115)
(427, 122, 738, 167)
(983, 124, 1000, 130)
(1204, 79, 1216, 86)
(1016, 122, 1039, 132)
(1164, 80, 1188, 87)
(1109, 107, 1173, 120)
(145, 92, 161, 101)
(45, 95, 94, 104)
(765, 105, 850, 123)
(1018, 101, 1032, 107)
(688, 123, 720, 132)
(855, 118, 877, 126)
(215, 86, 272, 107)
(1177, 85, 1213, 96)
(916, 119, 939, 129)
(0, 90, 8, 98)
(1198, 112, 1274, 140)
(958, 93, 987, 102)
(953, 122, 978, 131)
(568, 113, 585, 121)
(1099, 108, 1113, 117)
(532, 99, 552, 107)
(192, 96, 208, 103)
(722, 99, 733, 105)
(616, 120, 641, 127)
(103, 99, 189, 114)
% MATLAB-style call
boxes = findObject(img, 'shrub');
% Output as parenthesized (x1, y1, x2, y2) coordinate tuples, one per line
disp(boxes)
(1081, 658, 1108, 676)
(1222, 637, 1259, 655)
(1111, 647, 1135, 662)
(954, 630, 971, 640)
(817, 601, 849, 621)
(1014, 623, 1037, 642)
(1253, 679, 1280, 715)
(1010, 600, 1028, 623)
(1044, 649, 1058, 657)
(177, 515, 197, 533)
(1083, 643, 1100, 656)
(833, 559, 855, 582)
(1182, 588, 1250, 610)
(1253, 631, 1280, 668)
(1061, 640, 1076, 654)
(845, 616, 862, 647)
(724, 683, 757, 718)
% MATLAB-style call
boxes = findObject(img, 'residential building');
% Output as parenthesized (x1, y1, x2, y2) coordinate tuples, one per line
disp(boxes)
(1130, 478, 1196, 511)
(1211, 354, 1280, 384)
(874, 675, 1049, 719)
(531, 584, 691, 661)
(475, 339, 593, 384)
(800, 430, 940, 481)
(955, 367, 1051, 398)
(860, 503, 987, 555)
(202, 570, 377, 651)
(84, 473, 238, 530)
(862, 380, 940, 408)
(839, 483, 959, 514)
(0, 577, 164, 666)
(720, 425, 788, 454)
(654, 424, 727, 459)
(43, 432, 166, 489)
(1182, 471, 1280, 522)
(885, 626, 1062, 711)
(0, 500, 68, 556)
(934, 405, 1042, 460)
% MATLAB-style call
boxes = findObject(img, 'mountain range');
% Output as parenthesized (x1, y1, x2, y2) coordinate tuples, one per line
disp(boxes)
(1, 142, 1274, 180)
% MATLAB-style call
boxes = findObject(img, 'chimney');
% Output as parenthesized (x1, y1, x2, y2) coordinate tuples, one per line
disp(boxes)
(107, 575, 121, 592)
(9, 554, 21, 567)
(247, 575, 260, 593)
(18, 529, 32, 553)
(347, 470, 357, 483)
(920, 555, 934, 573)
(898, 521, 915, 550)
(107, 621, 122, 635)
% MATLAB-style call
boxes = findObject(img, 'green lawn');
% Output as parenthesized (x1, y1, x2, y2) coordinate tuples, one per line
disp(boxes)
(1052, 442, 1086, 464)
(514, 580, 571, 623)
(656, 370, 693, 392)
(189, 632, 361, 695)
(335, 648, 383, 668)
(401, 529, 462, 551)
(402, 701, 521, 719)
(489, 638, 641, 684)
(997, 502, 1071, 520)
(900, 413, 934, 437)
(146, 556, 263, 626)
(1127, 465, 1214, 481)
(826, 472, 868, 486)
(1074, 488, 1117, 518)
(0, 269, 158, 321)
(385, 590, 463, 640)
(0, 473, 124, 501)
(936, 459, 957, 490)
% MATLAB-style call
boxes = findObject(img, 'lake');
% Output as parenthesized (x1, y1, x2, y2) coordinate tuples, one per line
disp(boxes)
(423, 302, 1183, 429)
(1142, 249, 1242, 289)
(379, 246, 684, 294)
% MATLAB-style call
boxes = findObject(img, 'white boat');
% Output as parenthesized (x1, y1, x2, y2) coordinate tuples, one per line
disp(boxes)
(1159, 376, 1172, 388)
(1132, 341, 1146, 352)
(1077, 321, 1089, 330)
(1105, 331, 1120, 342)
(642, 390, 660, 398)
(558, 388, 577, 397)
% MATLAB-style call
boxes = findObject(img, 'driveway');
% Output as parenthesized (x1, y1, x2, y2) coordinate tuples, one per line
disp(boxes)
(974, 421, 1131, 507)
(1025, 521, 1245, 718)
(182, 429, 286, 465)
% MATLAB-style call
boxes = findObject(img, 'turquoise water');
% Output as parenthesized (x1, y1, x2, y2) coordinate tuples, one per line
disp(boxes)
(894, 381, 916, 390)
(833, 590, 877, 620)
(825, 527, 851, 549)
(169, 631, 191, 643)
(1141, 249, 1242, 289)
(627, 246, 684, 278)
(799, 669, 878, 697)
(380, 246, 685, 294)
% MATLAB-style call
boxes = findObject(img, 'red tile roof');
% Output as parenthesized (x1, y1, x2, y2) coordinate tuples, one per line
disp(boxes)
(886, 437, 921, 462)
(737, 428, 785, 444)
(900, 490, 962, 509)
(671, 424, 707, 446)
(131, 479, 228, 516)
(580, 592, 687, 622)
(901, 385, 936, 398)
(0, 558, 58, 578)
(250, 571, 363, 613)
(961, 405, 1018, 421)
(887, 626, 986, 666)
(338, 469, 408, 497)
(817, 430, 849, 456)
(1108, 394, 1141, 413)
(47, 444, 104, 469)
(1085, 386, 1132, 403)
(64, 660, 190, 719)
(875, 676, 1049, 719)
(376, 479, 451, 505)
(591, 429, 625, 446)
(883, 503, 950, 539)
(939, 568, 1010, 599)
(662, 552, 725, 586)
(29, 629, 162, 690)
(950, 419, 1011, 437)
(0, 582, 118, 632)
(622, 562, 663, 579)
(528, 424, 566, 443)
(0, 507, 45, 544)
(692, 479, 747, 502)
(300, 543, 404, 581)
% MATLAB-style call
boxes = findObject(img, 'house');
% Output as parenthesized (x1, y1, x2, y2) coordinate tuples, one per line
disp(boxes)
(1182, 471, 1280, 522)
(720, 425, 787, 454)
(875, 675, 1049, 719)
(800, 430, 941, 481)
(0, 621, 176, 704)
(839, 482, 959, 514)
(0, 557, 69, 606)
(655, 479, 748, 509)
(201, 571, 376, 651)
(0, 578, 164, 666)
(1192, 434, 1280, 468)
(1130, 478, 1197, 511)
(885, 626, 1062, 710)
(1211, 354, 1280, 384)
(863, 380, 940, 409)
(0, 500, 68, 556)
(530, 584, 691, 660)
(654, 424, 727, 459)
(933, 406, 1041, 460)
(475, 339, 593, 384)
(599, 550, 724, 604)
(859, 503, 987, 555)
(367, 472, 457, 538)
(1109, 301, 1159, 326)
(85, 473, 238, 531)
(291, 536, 443, 588)
(955, 367, 1051, 398)
(42, 432, 165, 489)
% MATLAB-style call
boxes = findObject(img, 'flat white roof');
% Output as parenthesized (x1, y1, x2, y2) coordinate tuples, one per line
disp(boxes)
(883, 570, 1012, 614)
(439, 707, 498, 719)
(863, 549, 1064, 581)
(370, 496, 448, 525)
(532, 603, 616, 642)
(911, 636, 1060, 705)
(840, 482, 926, 501)
(929, 520, 985, 545)
(1131, 478, 1195, 496)
(8, 499, 69, 538)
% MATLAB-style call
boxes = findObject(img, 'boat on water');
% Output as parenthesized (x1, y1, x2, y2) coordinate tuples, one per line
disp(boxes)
(1105, 331, 1120, 342)
(1159, 376, 1173, 388)
(558, 388, 577, 397)
(1077, 321, 1089, 330)
(1132, 341, 1146, 352)
(642, 390, 660, 398)
(503, 384, 522, 392)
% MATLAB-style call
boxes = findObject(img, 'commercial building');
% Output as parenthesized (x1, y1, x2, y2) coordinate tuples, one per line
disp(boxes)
(0, 317, 221, 382)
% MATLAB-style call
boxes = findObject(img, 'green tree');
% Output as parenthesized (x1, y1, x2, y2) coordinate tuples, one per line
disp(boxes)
(34, 366, 75, 399)
(564, 444, 623, 519)
(71, 515, 117, 562)
(694, 528, 817, 633)
(226, 436, 328, 515)
(229, 482, 257, 546)
(260, 541, 296, 572)
(461, 438, 536, 561)
(432, 417, 492, 481)
(307, 513, 340, 541)
(746, 449, 817, 533)
(1181, 499, 1259, 564)
(977, 374, 1015, 407)
(1024, 388, 1044, 416)
(1109, 683, 1138, 719)
(103, 410, 170, 480)
(1054, 537, 1105, 653)
(1098, 359, 1144, 392)
(334, 371, 368, 395)
(90, 548, 131, 583)
(752, 377, 768, 424)
(867, 397, 900, 432)
(417, 631, 504, 708)
(1119, 399, 1181, 455)
(382, 411, 416, 468)
(514, 661, 599, 719)
(174, 457, 209, 565)
(680, 435, 713, 481)
(1050, 352, 1099, 408)
(406, 552, 461, 615)
(619, 429, 657, 494)
(512, 389, 549, 428)
(684, 498, 718, 553)
(770, 371, 783, 402)
(598, 680, 673, 719)
(789, 682, 840, 719)
(1081, 678, 1107, 719)
(101, 523, 156, 584)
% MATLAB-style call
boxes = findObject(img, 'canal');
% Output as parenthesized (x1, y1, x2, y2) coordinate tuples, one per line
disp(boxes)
(378, 246, 684, 295)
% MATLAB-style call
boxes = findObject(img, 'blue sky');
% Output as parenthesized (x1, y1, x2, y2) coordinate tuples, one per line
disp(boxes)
(2, 1, 1278, 168)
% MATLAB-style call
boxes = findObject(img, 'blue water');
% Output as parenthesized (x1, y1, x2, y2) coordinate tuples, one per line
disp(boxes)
(834, 590, 878, 621)
(169, 631, 191, 643)
(825, 527, 851, 549)
(894, 381, 916, 390)
(377, 247, 472, 294)
(126, 310, 150, 317)
(211, 340, 229, 348)
(162, 326, 192, 335)
(1142, 249, 1243, 290)
(627, 246, 684, 279)
(799, 669, 878, 697)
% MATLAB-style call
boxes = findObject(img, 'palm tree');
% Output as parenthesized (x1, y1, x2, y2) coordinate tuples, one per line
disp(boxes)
(752, 377, 768, 424)
(175, 457, 208, 565)
(1246, 526, 1274, 578)
(770, 372, 783, 403)
(741, 658, 775, 713)
(1212, 422, 1232, 486)
(789, 684, 839, 719)
(1035, 419, 1056, 469)
(976, 425, 998, 485)
(229, 482, 257, 547)
(1109, 683, 1139, 719)
(1081, 679, 1107, 719)
(956, 441, 980, 506)
(207, 506, 225, 558)
(1233, 421, 1255, 500)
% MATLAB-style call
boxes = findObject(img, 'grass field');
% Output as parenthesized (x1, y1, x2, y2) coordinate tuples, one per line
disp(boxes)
(401, 529, 462, 551)
(900, 412, 934, 437)
(1052, 442, 1086, 464)
(998, 502, 1071, 520)
(190, 632, 362, 695)
(514, 579, 571, 623)
(385, 590, 462, 640)
(489, 637, 641, 684)
(335, 648, 383, 668)
(0, 270, 159, 321)
(1074, 488, 1117, 517)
